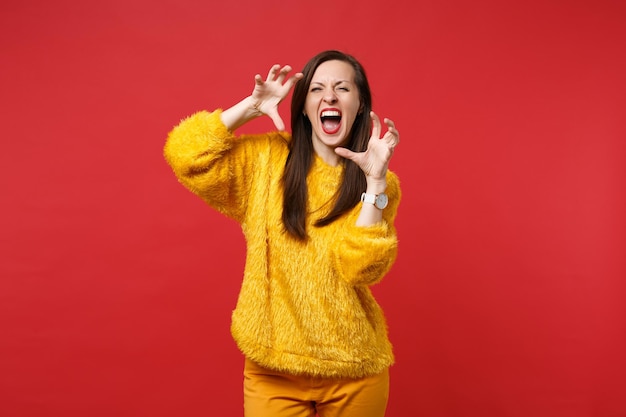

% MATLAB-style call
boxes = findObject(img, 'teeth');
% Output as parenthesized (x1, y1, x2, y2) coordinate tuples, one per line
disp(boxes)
(321, 110, 341, 117)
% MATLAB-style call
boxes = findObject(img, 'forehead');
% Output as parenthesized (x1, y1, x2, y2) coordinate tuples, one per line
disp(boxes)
(311, 60, 355, 83)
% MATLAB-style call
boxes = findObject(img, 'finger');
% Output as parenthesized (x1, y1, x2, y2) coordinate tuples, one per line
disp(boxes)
(384, 118, 400, 145)
(266, 64, 280, 81)
(383, 131, 399, 148)
(276, 65, 292, 84)
(286, 72, 304, 88)
(334, 146, 357, 161)
(254, 74, 264, 86)
(268, 112, 285, 131)
(280, 73, 303, 94)
(370, 111, 382, 139)
(384, 118, 397, 133)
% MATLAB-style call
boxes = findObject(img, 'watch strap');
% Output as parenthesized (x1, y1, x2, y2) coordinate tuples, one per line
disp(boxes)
(361, 192, 376, 204)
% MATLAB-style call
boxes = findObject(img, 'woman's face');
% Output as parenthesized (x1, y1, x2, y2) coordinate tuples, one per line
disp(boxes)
(304, 60, 361, 161)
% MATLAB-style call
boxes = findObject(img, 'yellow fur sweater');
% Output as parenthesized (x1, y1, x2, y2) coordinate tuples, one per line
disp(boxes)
(164, 110, 401, 378)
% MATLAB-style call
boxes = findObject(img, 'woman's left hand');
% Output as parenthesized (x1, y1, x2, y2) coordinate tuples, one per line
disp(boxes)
(335, 111, 400, 183)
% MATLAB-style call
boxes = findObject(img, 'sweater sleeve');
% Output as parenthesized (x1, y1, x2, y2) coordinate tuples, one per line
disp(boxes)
(332, 172, 401, 286)
(163, 110, 263, 222)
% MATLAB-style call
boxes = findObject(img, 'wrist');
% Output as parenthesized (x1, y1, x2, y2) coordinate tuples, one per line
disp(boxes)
(245, 96, 264, 118)
(365, 178, 387, 195)
(221, 96, 263, 131)
(360, 191, 389, 210)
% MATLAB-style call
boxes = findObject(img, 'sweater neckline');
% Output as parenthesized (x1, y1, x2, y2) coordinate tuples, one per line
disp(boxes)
(312, 153, 343, 172)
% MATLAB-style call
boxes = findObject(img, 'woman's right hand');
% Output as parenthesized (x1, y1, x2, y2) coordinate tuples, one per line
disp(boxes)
(250, 64, 303, 131)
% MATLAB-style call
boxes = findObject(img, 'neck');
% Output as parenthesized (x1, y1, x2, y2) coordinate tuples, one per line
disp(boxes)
(312, 142, 341, 166)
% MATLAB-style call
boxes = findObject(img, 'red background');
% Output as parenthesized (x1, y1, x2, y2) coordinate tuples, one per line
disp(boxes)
(1, 0, 625, 416)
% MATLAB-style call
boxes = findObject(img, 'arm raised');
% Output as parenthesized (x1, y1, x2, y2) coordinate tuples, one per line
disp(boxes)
(221, 64, 303, 132)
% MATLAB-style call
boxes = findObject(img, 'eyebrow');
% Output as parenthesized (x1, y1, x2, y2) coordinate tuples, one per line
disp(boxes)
(310, 80, 352, 86)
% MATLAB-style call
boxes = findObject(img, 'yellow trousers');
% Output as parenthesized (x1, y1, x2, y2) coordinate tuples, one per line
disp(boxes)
(243, 358, 389, 417)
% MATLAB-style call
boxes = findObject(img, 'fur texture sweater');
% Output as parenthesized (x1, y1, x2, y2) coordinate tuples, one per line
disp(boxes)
(164, 110, 401, 378)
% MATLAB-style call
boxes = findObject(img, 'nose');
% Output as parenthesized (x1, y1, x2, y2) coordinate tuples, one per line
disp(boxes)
(323, 89, 337, 104)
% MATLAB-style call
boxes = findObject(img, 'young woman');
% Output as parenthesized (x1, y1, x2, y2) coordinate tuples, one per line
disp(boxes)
(164, 50, 401, 417)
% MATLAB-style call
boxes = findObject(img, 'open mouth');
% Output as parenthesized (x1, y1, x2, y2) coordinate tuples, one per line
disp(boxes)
(320, 109, 342, 134)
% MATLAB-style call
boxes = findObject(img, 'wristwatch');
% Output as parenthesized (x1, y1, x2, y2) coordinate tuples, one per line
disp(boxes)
(360, 192, 389, 209)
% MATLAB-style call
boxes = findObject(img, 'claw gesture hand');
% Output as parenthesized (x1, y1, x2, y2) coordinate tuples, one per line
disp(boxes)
(335, 111, 400, 183)
(251, 64, 303, 131)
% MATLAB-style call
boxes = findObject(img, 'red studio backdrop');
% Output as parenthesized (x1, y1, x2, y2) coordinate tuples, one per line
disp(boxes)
(1, 1, 625, 416)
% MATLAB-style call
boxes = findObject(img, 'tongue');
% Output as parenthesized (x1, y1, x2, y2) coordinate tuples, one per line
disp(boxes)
(322, 119, 340, 134)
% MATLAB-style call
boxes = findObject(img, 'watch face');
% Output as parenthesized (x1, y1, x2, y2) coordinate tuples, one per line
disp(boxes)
(375, 193, 389, 209)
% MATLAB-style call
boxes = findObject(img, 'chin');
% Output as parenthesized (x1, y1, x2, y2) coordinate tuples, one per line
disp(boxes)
(326, 137, 349, 149)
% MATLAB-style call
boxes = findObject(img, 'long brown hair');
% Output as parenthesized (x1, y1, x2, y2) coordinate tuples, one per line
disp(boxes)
(282, 50, 373, 240)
